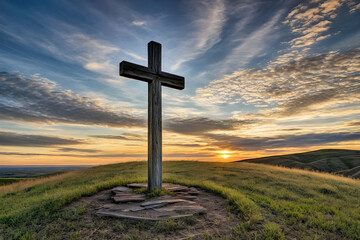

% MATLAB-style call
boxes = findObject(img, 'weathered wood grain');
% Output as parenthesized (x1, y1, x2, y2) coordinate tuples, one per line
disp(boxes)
(148, 41, 161, 73)
(119, 41, 185, 190)
(148, 76, 162, 190)
(160, 71, 185, 90)
(119, 61, 184, 90)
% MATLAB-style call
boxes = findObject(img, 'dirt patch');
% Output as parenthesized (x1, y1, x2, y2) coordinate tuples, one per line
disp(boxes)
(41, 183, 241, 239)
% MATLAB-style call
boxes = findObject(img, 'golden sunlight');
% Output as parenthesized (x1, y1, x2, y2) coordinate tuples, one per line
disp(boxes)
(217, 150, 231, 159)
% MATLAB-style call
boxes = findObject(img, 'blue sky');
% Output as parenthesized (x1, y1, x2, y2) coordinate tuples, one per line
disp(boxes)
(0, 0, 359, 165)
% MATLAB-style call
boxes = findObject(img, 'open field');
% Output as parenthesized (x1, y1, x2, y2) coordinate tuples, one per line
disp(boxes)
(242, 149, 360, 178)
(0, 161, 359, 239)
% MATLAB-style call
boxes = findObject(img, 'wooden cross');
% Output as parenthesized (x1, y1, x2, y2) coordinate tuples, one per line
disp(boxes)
(119, 41, 185, 190)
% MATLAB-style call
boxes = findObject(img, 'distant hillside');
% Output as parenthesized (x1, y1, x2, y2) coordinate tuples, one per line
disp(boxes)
(240, 149, 360, 178)
(337, 166, 360, 179)
(0, 165, 91, 178)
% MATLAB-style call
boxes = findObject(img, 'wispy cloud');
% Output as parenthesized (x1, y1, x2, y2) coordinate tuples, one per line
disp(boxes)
(66, 34, 120, 73)
(121, 50, 146, 62)
(164, 117, 258, 135)
(56, 147, 100, 153)
(132, 20, 146, 26)
(197, 49, 360, 117)
(219, 9, 284, 72)
(165, 143, 203, 148)
(345, 121, 360, 127)
(0, 72, 145, 127)
(53, 33, 145, 74)
(171, 0, 226, 70)
(90, 133, 145, 141)
(0, 131, 82, 147)
(203, 131, 360, 151)
(349, 2, 360, 13)
(270, 0, 359, 65)
(0, 151, 214, 158)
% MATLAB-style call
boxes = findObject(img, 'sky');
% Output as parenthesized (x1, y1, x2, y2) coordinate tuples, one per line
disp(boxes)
(0, 0, 359, 165)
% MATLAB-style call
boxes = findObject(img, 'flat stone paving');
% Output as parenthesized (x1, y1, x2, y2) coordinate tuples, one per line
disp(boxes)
(96, 183, 207, 221)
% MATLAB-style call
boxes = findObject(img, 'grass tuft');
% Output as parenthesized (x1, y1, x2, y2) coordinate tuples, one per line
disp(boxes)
(154, 219, 181, 233)
(262, 222, 284, 240)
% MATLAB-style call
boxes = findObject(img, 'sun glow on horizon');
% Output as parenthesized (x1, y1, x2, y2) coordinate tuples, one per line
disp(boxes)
(217, 150, 231, 159)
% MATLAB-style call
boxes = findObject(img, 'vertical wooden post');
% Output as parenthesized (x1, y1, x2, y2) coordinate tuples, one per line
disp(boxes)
(148, 42, 162, 190)
(120, 41, 184, 191)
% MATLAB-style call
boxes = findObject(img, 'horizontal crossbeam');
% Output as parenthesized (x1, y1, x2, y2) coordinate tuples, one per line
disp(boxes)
(120, 61, 185, 90)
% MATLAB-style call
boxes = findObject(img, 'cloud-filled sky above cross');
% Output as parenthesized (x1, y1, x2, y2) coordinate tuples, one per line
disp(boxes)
(0, 0, 359, 165)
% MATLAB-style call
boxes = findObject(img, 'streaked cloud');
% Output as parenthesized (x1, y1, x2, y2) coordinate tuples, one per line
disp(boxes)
(197, 48, 360, 117)
(0, 72, 145, 127)
(349, 2, 360, 13)
(165, 143, 203, 148)
(0, 131, 82, 147)
(203, 131, 360, 151)
(0, 151, 214, 158)
(164, 153, 215, 158)
(164, 117, 257, 135)
(132, 20, 146, 26)
(90, 133, 145, 141)
(56, 147, 100, 153)
(171, 0, 226, 70)
(346, 121, 360, 127)
(68, 34, 120, 73)
(220, 9, 284, 72)
(62, 33, 145, 74)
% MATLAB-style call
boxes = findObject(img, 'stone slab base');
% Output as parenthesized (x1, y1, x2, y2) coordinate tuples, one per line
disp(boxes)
(96, 183, 206, 221)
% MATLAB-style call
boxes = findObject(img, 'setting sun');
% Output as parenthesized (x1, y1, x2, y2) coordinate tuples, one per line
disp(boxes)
(218, 151, 231, 159)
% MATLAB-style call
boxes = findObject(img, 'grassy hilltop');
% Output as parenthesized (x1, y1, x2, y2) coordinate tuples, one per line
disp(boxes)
(241, 149, 360, 178)
(0, 161, 359, 239)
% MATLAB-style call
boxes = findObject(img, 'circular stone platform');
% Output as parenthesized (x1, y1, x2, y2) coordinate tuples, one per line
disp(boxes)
(96, 183, 207, 221)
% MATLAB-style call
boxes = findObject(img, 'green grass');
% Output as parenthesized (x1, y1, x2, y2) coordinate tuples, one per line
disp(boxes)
(0, 161, 359, 239)
(0, 178, 24, 186)
(262, 222, 284, 240)
(242, 149, 360, 177)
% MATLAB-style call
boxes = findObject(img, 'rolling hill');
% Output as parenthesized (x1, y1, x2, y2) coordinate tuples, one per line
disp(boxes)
(0, 161, 359, 239)
(240, 149, 360, 178)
